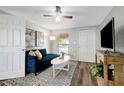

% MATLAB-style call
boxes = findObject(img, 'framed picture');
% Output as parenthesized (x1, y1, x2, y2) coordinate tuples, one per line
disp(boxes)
(26, 28, 44, 48)
(36, 31, 44, 47)
(26, 28, 36, 48)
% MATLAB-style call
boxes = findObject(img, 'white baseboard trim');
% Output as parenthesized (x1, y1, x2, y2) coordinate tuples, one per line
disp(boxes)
(70, 59, 95, 63)
(0, 72, 25, 80)
(70, 59, 79, 62)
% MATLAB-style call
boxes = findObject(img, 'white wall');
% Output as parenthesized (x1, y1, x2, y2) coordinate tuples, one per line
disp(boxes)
(51, 26, 97, 62)
(97, 6, 124, 53)
(69, 26, 97, 61)
(69, 30, 79, 60)
(26, 20, 50, 53)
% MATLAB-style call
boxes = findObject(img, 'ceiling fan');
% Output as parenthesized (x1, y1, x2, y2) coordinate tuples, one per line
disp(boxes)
(43, 6, 73, 22)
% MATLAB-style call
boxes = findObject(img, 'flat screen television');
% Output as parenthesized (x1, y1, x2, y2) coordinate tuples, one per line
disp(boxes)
(100, 18, 115, 51)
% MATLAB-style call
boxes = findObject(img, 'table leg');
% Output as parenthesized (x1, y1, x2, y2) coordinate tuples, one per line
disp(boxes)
(53, 65, 55, 78)
(63, 61, 69, 71)
(67, 61, 69, 71)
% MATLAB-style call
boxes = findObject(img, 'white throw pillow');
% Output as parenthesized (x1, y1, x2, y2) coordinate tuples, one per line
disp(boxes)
(29, 51, 36, 56)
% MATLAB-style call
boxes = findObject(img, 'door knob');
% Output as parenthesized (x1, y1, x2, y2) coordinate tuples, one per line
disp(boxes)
(22, 49, 25, 51)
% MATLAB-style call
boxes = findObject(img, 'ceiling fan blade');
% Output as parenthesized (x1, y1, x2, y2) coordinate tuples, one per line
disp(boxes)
(62, 16, 73, 19)
(43, 14, 54, 17)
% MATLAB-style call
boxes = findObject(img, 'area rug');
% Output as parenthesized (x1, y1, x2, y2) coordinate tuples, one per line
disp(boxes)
(3, 61, 77, 86)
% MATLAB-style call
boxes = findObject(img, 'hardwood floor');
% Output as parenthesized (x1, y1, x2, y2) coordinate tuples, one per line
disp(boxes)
(71, 61, 98, 86)
(0, 61, 98, 86)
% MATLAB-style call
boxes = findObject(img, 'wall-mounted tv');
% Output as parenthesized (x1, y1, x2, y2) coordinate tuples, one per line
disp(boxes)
(100, 17, 115, 51)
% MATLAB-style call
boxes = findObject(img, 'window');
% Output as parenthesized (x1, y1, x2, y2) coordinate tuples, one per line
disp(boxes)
(58, 33, 69, 54)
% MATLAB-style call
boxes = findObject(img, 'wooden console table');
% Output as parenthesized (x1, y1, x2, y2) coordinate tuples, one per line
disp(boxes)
(97, 50, 124, 86)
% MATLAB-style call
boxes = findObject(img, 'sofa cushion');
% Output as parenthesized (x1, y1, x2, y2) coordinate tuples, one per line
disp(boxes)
(34, 50, 42, 60)
(39, 49, 47, 57)
(41, 54, 59, 62)
(29, 50, 36, 56)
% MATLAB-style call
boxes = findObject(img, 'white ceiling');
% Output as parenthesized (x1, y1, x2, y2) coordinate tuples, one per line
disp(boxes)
(0, 6, 113, 30)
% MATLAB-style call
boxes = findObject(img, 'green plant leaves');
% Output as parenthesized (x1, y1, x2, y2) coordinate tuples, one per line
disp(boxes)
(90, 64, 103, 77)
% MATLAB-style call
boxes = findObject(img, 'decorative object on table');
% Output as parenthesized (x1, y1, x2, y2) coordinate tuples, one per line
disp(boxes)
(3, 61, 77, 86)
(59, 51, 64, 59)
(90, 64, 114, 86)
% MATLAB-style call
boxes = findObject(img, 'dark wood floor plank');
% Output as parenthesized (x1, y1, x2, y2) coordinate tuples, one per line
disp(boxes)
(71, 62, 80, 86)
(71, 62, 98, 86)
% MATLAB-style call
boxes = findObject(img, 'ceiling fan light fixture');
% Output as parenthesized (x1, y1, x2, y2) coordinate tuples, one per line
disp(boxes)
(43, 6, 73, 21)
(56, 16, 60, 22)
(49, 36, 56, 40)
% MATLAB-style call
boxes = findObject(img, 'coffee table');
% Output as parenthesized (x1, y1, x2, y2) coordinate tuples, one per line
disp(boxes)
(51, 56, 70, 78)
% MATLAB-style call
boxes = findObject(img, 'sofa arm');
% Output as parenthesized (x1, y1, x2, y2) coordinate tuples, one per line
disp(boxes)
(28, 55, 36, 60)
(27, 55, 36, 73)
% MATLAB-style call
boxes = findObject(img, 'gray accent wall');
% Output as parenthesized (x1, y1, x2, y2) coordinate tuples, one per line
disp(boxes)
(97, 7, 124, 54)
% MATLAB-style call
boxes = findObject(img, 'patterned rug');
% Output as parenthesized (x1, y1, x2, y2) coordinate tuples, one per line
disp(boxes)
(3, 61, 77, 86)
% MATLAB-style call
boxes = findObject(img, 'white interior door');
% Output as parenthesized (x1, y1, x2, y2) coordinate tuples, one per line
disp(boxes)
(78, 30, 96, 62)
(0, 15, 25, 80)
(78, 31, 87, 61)
(69, 31, 79, 60)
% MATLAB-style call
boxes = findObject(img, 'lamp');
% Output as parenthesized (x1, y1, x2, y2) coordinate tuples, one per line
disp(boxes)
(49, 36, 56, 40)
(55, 11, 61, 22)
(56, 16, 60, 22)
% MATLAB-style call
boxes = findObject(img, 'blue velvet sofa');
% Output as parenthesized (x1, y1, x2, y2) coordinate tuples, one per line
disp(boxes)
(25, 49, 59, 75)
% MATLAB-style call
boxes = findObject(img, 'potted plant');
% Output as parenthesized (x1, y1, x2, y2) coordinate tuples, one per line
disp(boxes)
(90, 64, 114, 86)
